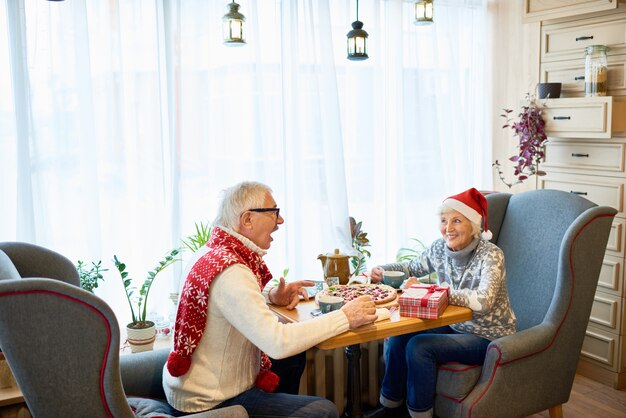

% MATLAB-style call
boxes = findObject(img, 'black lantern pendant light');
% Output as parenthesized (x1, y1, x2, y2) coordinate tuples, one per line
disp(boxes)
(223, 1, 246, 46)
(414, 0, 434, 26)
(346, 0, 368, 61)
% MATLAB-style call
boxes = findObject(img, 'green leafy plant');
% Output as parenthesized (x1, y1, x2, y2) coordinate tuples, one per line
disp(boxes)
(493, 93, 548, 189)
(395, 238, 428, 262)
(395, 238, 437, 284)
(114, 248, 181, 328)
(181, 221, 213, 252)
(350, 216, 371, 276)
(76, 260, 108, 293)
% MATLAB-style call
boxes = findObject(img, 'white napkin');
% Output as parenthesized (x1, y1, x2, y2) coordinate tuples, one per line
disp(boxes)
(375, 307, 392, 322)
(348, 273, 371, 285)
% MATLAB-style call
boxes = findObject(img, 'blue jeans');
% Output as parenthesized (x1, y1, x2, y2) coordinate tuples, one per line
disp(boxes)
(216, 388, 338, 418)
(380, 326, 491, 414)
(214, 353, 338, 418)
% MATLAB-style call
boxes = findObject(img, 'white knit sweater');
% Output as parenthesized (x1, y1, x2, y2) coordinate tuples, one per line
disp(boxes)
(163, 235, 350, 413)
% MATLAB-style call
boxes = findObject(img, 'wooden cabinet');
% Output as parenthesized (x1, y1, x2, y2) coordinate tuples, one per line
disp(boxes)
(524, 0, 625, 23)
(540, 14, 626, 61)
(541, 97, 626, 138)
(541, 54, 626, 97)
(534, 2, 626, 389)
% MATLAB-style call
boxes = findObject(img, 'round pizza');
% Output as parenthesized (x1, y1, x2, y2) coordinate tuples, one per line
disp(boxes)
(316, 284, 397, 305)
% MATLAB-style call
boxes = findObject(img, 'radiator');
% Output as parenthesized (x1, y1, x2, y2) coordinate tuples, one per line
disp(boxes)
(299, 340, 384, 413)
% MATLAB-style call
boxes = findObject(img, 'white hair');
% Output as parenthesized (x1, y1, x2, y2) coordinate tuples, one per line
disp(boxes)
(438, 205, 482, 239)
(213, 181, 273, 230)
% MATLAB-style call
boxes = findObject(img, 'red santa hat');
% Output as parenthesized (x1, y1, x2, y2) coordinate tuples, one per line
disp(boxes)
(441, 188, 492, 240)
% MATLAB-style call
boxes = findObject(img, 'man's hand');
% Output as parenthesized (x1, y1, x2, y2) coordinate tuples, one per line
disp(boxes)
(268, 277, 315, 310)
(341, 295, 377, 329)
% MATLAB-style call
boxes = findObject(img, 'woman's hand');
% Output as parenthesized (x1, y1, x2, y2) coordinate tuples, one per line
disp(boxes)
(402, 276, 419, 289)
(369, 266, 384, 283)
(268, 277, 315, 310)
(341, 295, 377, 329)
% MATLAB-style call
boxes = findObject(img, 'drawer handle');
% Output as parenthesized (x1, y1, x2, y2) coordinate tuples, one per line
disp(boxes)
(575, 35, 594, 41)
(571, 153, 590, 158)
(553, 116, 571, 120)
(570, 191, 588, 196)
(574, 75, 585, 81)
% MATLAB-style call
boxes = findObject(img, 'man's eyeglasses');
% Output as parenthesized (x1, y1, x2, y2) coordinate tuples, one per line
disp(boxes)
(248, 207, 281, 219)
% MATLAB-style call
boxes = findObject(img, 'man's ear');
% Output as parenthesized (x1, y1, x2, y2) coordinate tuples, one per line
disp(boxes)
(240, 211, 254, 230)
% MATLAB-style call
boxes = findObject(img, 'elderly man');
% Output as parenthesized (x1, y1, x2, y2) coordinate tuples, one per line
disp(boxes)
(163, 181, 377, 418)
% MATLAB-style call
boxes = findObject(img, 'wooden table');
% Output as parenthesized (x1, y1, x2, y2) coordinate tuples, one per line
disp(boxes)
(269, 300, 472, 417)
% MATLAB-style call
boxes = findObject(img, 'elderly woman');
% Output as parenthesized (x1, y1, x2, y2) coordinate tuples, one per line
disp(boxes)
(366, 188, 517, 418)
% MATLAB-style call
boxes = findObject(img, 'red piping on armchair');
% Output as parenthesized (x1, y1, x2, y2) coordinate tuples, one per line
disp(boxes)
(0, 290, 114, 418)
(438, 362, 481, 372)
(467, 212, 615, 418)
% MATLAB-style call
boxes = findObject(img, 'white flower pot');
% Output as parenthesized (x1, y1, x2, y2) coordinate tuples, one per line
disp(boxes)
(126, 323, 156, 353)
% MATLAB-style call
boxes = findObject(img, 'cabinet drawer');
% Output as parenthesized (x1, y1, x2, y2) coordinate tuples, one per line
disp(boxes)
(606, 218, 625, 258)
(525, 0, 620, 23)
(543, 141, 626, 175)
(581, 325, 620, 370)
(540, 172, 624, 216)
(598, 254, 624, 297)
(542, 14, 626, 62)
(589, 290, 623, 333)
(540, 54, 626, 97)
(542, 97, 626, 138)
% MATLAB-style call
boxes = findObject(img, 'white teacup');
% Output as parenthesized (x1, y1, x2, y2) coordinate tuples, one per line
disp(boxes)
(318, 295, 344, 313)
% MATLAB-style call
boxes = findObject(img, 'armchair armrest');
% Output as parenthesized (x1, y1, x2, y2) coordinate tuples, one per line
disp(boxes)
(120, 348, 169, 399)
(485, 323, 556, 366)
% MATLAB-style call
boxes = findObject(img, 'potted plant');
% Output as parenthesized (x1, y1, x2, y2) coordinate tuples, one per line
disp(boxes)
(114, 248, 181, 353)
(76, 260, 108, 293)
(181, 221, 212, 252)
(493, 93, 548, 190)
(350, 216, 371, 276)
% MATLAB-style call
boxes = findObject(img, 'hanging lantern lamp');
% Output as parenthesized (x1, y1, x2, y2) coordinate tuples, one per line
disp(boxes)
(347, 0, 368, 61)
(223, 1, 246, 46)
(414, 0, 434, 26)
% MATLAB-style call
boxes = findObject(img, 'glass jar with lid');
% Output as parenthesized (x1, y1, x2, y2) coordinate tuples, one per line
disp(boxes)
(585, 45, 609, 97)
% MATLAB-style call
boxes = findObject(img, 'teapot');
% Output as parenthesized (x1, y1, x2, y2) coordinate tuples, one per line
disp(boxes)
(317, 248, 362, 285)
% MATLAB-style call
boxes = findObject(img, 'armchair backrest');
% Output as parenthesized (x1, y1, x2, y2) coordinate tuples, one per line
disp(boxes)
(0, 242, 79, 286)
(486, 190, 597, 331)
(0, 278, 134, 417)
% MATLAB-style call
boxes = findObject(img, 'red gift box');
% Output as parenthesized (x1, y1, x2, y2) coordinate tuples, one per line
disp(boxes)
(399, 284, 449, 319)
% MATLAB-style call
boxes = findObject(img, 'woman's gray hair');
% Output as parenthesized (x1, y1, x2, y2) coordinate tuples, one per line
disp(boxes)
(213, 181, 273, 230)
(438, 205, 482, 239)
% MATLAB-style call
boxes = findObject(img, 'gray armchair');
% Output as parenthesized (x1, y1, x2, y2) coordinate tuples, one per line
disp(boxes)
(433, 190, 616, 418)
(0, 242, 247, 418)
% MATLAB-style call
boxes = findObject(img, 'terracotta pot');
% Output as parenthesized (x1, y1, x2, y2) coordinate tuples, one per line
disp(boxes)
(126, 322, 156, 353)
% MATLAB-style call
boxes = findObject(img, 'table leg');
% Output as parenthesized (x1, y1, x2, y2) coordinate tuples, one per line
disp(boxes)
(344, 343, 362, 418)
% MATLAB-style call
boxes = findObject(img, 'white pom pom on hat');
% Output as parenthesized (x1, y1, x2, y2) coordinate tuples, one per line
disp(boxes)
(442, 188, 492, 240)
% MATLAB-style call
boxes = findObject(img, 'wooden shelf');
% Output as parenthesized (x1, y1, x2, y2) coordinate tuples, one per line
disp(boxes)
(0, 386, 24, 407)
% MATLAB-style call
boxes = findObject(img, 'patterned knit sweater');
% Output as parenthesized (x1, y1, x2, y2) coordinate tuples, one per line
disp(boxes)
(162, 228, 350, 412)
(382, 238, 516, 340)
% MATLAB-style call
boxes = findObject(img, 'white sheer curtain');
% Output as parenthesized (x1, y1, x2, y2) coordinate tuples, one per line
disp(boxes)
(0, 0, 492, 324)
